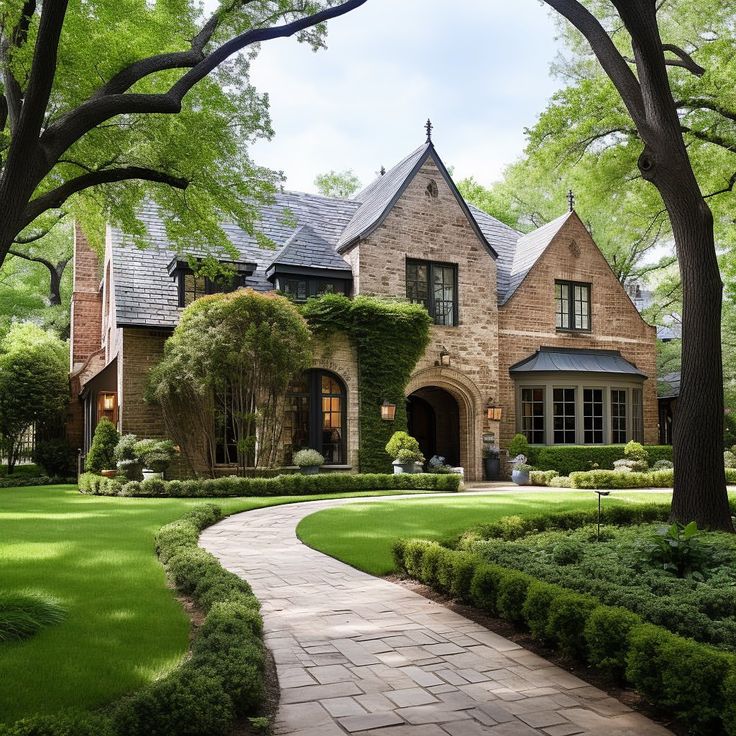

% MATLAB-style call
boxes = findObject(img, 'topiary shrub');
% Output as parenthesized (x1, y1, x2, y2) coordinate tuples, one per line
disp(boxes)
(114, 434, 141, 480)
(385, 431, 423, 463)
(623, 440, 649, 464)
(469, 563, 504, 615)
(292, 449, 324, 468)
(134, 439, 177, 474)
(546, 591, 599, 659)
(85, 418, 119, 473)
(507, 433, 530, 462)
(584, 606, 642, 681)
(496, 569, 533, 623)
(522, 581, 563, 643)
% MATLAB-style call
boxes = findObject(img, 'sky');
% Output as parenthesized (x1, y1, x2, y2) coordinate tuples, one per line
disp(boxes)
(244, 1, 566, 194)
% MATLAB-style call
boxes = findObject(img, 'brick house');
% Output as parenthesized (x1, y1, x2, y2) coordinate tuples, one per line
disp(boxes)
(69, 137, 657, 481)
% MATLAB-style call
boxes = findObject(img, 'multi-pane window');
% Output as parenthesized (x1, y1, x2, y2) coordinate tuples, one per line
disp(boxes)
(632, 388, 644, 442)
(555, 280, 591, 330)
(280, 278, 349, 303)
(583, 388, 604, 444)
(406, 259, 458, 326)
(182, 272, 208, 306)
(521, 388, 545, 444)
(553, 388, 576, 444)
(611, 389, 627, 443)
(284, 370, 347, 465)
(179, 270, 245, 307)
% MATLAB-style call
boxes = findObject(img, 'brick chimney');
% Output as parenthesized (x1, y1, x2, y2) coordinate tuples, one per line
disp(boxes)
(69, 224, 103, 372)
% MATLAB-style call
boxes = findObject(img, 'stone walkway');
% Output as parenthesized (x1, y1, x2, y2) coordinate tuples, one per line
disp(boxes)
(200, 496, 671, 736)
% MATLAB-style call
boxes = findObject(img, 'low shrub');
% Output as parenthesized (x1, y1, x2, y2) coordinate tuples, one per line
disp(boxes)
(535, 444, 673, 475)
(85, 418, 119, 473)
(651, 459, 674, 471)
(723, 668, 736, 736)
(549, 475, 572, 487)
(529, 469, 559, 486)
(585, 606, 642, 681)
(0, 713, 112, 736)
(626, 624, 735, 731)
(495, 569, 532, 623)
(569, 468, 673, 489)
(522, 581, 563, 642)
(469, 563, 504, 615)
(78, 471, 461, 497)
(32, 438, 77, 477)
(546, 591, 599, 658)
(0, 475, 75, 489)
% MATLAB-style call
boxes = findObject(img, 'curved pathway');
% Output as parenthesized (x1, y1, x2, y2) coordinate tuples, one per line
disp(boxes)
(200, 496, 670, 736)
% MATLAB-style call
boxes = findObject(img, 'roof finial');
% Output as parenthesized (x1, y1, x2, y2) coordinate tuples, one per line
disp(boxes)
(380, 165, 386, 176)
(567, 189, 575, 212)
(425, 118, 433, 144)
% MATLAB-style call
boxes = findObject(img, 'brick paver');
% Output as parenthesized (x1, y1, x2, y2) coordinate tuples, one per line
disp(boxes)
(199, 496, 671, 735)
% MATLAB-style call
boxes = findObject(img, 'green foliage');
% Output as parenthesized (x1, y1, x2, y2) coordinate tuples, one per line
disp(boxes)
(292, 449, 324, 468)
(523, 581, 564, 642)
(623, 441, 649, 463)
(495, 570, 532, 623)
(534, 445, 673, 476)
(301, 295, 431, 472)
(32, 438, 76, 477)
(0, 592, 66, 642)
(385, 432, 423, 462)
(724, 669, 736, 736)
(644, 521, 709, 578)
(546, 591, 599, 659)
(725, 451, 736, 469)
(114, 434, 141, 480)
(314, 170, 361, 198)
(569, 468, 674, 489)
(469, 564, 504, 615)
(585, 606, 642, 681)
(149, 290, 312, 474)
(78, 471, 461, 497)
(652, 459, 674, 471)
(529, 469, 559, 486)
(133, 439, 177, 474)
(84, 418, 119, 473)
(507, 434, 530, 460)
(0, 713, 112, 736)
(0, 325, 69, 472)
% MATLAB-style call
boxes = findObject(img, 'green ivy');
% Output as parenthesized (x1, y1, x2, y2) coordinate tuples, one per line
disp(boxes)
(301, 294, 431, 473)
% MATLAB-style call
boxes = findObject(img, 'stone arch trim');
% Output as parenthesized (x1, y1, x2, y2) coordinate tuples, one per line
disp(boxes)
(405, 366, 484, 481)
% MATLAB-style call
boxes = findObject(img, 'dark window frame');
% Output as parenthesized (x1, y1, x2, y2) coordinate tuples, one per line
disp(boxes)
(284, 369, 348, 465)
(611, 388, 628, 443)
(552, 387, 576, 444)
(555, 280, 591, 332)
(279, 276, 350, 303)
(520, 386, 545, 445)
(583, 387, 605, 445)
(406, 258, 459, 326)
(178, 270, 247, 307)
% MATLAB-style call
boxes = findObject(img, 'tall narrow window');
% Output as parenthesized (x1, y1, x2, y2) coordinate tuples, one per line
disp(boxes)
(406, 259, 458, 326)
(182, 272, 208, 306)
(521, 388, 545, 444)
(555, 280, 591, 330)
(583, 388, 604, 444)
(632, 388, 644, 442)
(611, 389, 627, 443)
(553, 388, 576, 444)
(284, 370, 347, 465)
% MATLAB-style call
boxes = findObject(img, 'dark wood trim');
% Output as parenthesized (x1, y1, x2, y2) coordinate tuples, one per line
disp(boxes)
(555, 279, 592, 332)
(405, 257, 459, 327)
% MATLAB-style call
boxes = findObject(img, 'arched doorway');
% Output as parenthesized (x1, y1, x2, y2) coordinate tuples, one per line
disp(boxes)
(407, 387, 461, 467)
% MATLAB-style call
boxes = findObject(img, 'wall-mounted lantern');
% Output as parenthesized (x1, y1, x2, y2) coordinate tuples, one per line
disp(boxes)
(381, 400, 397, 422)
(486, 398, 502, 422)
(102, 393, 115, 412)
(439, 346, 451, 367)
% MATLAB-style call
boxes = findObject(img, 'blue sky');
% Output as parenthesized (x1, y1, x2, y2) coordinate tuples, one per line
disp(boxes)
(247, 1, 565, 193)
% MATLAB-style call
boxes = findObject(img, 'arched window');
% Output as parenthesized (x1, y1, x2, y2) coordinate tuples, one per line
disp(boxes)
(284, 370, 347, 465)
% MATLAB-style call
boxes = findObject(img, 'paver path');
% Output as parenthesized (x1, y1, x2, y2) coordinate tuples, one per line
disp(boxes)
(200, 496, 671, 736)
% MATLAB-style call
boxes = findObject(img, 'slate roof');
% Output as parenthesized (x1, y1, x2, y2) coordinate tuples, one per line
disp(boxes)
(268, 224, 352, 274)
(658, 371, 681, 399)
(509, 347, 646, 377)
(109, 143, 568, 329)
(502, 212, 573, 304)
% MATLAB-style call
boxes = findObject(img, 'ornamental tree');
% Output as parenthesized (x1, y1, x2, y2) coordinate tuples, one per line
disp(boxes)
(148, 289, 312, 476)
(539, 0, 733, 530)
(0, 0, 367, 264)
(0, 323, 68, 472)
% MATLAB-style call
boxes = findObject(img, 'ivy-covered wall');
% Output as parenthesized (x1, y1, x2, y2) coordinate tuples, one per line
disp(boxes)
(301, 294, 431, 473)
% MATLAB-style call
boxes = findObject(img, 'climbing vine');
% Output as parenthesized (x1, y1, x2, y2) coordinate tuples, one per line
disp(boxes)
(301, 294, 431, 473)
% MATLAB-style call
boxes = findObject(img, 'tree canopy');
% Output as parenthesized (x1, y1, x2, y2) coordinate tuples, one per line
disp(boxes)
(314, 170, 361, 198)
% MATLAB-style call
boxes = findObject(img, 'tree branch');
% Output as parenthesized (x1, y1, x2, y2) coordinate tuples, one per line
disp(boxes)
(41, 0, 368, 161)
(703, 172, 736, 200)
(0, 0, 36, 133)
(542, 0, 647, 129)
(23, 167, 189, 224)
(676, 98, 736, 124)
(662, 43, 706, 77)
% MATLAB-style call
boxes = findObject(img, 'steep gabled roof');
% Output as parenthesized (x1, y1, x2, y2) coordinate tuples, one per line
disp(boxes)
(337, 143, 498, 259)
(502, 212, 573, 304)
(268, 224, 352, 274)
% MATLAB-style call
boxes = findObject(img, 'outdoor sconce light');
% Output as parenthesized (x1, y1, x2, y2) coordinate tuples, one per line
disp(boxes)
(486, 399, 502, 422)
(102, 393, 115, 411)
(439, 347, 451, 367)
(381, 400, 397, 422)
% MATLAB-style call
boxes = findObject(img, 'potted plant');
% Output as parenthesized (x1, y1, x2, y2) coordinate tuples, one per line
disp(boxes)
(386, 431, 424, 474)
(133, 439, 177, 480)
(511, 454, 532, 485)
(483, 445, 500, 480)
(293, 449, 325, 475)
(114, 434, 142, 481)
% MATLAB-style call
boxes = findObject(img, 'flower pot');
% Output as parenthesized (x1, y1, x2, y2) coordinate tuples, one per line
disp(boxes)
(511, 469, 530, 486)
(142, 469, 164, 481)
(299, 465, 321, 475)
(100, 469, 118, 479)
(483, 455, 500, 481)
(393, 460, 421, 474)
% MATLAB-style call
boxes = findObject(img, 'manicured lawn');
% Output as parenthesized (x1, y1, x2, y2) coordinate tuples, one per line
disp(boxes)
(296, 490, 678, 576)
(0, 485, 429, 724)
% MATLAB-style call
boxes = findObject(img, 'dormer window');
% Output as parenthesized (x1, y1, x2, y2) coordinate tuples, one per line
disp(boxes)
(167, 257, 257, 308)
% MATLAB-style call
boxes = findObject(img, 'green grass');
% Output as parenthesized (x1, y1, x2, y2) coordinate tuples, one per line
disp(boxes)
(0, 591, 67, 642)
(296, 490, 681, 576)
(0, 484, 428, 724)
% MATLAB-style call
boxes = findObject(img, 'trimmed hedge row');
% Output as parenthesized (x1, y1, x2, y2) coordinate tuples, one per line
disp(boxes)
(529, 467, 736, 489)
(78, 471, 461, 497)
(0, 504, 265, 736)
(393, 538, 736, 734)
(0, 475, 76, 488)
(534, 445, 673, 476)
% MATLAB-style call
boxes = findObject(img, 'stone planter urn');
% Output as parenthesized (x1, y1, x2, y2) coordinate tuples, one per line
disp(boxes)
(392, 460, 422, 474)
(511, 467, 531, 485)
(142, 469, 164, 481)
(299, 465, 321, 475)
